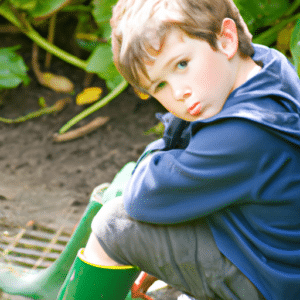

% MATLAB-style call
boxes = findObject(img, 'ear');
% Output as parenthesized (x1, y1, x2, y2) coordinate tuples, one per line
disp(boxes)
(217, 18, 238, 59)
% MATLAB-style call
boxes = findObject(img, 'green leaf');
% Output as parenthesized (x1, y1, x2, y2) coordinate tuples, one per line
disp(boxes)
(290, 19, 300, 76)
(258, 0, 289, 27)
(234, 0, 263, 22)
(105, 73, 123, 90)
(234, 0, 289, 33)
(101, 23, 113, 40)
(92, 0, 118, 39)
(144, 122, 164, 137)
(8, 0, 38, 11)
(29, 0, 71, 18)
(86, 44, 113, 73)
(92, 0, 117, 25)
(86, 43, 123, 90)
(277, 22, 295, 54)
(0, 46, 30, 89)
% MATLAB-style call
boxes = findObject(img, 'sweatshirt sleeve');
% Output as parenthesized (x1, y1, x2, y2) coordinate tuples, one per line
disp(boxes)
(123, 118, 279, 224)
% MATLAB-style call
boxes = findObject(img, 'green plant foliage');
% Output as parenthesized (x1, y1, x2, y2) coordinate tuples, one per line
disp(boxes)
(23, 0, 71, 18)
(277, 22, 295, 54)
(76, 38, 101, 52)
(0, 0, 299, 132)
(92, 0, 117, 39)
(75, 13, 102, 52)
(291, 19, 300, 75)
(234, 0, 289, 33)
(144, 122, 165, 138)
(8, 0, 38, 11)
(0, 46, 30, 89)
(92, 0, 115, 23)
(86, 44, 123, 90)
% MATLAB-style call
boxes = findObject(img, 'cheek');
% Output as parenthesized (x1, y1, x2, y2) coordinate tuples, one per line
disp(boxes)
(155, 93, 173, 110)
(207, 56, 226, 82)
(194, 57, 230, 94)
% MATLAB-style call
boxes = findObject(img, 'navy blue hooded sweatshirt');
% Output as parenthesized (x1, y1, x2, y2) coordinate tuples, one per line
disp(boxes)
(123, 44, 300, 300)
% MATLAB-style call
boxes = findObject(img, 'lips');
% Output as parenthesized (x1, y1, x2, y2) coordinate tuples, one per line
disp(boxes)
(188, 102, 202, 116)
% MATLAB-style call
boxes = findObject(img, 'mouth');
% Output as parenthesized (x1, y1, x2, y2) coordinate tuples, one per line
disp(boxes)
(188, 102, 202, 116)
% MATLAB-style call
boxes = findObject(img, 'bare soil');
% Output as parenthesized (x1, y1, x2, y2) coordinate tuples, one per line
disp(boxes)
(0, 55, 162, 232)
(0, 31, 184, 299)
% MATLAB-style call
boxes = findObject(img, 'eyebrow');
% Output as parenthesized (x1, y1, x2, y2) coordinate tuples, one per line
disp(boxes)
(145, 54, 181, 92)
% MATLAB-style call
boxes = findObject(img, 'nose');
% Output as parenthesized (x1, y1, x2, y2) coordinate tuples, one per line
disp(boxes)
(173, 85, 192, 101)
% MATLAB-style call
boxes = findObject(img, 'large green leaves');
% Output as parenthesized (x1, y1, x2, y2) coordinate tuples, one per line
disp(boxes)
(291, 19, 300, 76)
(85, 0, 122, 89)
(86, 44, 123, 90)
(0, 46, 30, 89)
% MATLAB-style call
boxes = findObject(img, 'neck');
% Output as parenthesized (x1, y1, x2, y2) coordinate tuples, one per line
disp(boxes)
(233, 55, 261, 90)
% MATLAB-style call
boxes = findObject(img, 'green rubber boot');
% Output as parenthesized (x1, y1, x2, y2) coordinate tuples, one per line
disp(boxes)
(57, 248, 140, 300)
(0, 197, 103, 299)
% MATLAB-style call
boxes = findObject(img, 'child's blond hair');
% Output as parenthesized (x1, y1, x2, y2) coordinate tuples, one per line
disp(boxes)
(111, 0, 253, 92)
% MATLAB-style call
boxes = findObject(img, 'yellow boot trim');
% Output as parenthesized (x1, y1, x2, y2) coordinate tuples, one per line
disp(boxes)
(78, 248, 140, 270)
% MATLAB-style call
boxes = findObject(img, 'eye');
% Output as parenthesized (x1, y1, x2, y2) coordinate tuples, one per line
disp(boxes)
(177, 60, 188, 70)
(155, 81, 166, 92)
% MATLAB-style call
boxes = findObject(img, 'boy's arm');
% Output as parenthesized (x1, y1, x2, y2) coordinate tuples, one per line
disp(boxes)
(132, 113, 190, 170)
(123, 119, 281, 224)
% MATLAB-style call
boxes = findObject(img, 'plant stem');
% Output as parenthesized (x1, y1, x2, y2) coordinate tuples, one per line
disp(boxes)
(0, 98, 71, 124)
(32, 42, 45, 84)
(0, 3, 22, 28)
(27, 25, 87, 70)
(59, 79, 128, 134)
(0, 3, 87, 70)
(61, 4, 92, 13)
(284, 0, 300, 17)
(45, 13, 57, 69)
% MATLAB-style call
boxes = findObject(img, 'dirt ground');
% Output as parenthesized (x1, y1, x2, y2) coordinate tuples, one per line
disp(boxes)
(0, 63, 162, 232)
(0, 30, 185, 299)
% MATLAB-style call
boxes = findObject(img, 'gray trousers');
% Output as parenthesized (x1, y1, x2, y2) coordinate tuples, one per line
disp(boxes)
(91, 197, 265, 300)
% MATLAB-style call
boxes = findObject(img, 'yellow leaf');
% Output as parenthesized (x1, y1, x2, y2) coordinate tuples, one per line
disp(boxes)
(76, 87, 103, 105)
(133, 88, 150, 100)
(277, 22, 295, 54)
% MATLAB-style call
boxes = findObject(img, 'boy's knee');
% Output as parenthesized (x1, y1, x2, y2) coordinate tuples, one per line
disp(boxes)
(91, 196, 139, 265)
(93, 196, 125, 224)
(84, 232, 124, 266)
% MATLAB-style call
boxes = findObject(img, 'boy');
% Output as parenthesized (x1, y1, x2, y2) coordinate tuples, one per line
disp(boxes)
(57, 0, 300, 299)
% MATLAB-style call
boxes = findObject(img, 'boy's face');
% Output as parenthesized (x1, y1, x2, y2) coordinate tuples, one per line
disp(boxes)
(140, 27, 240, 121)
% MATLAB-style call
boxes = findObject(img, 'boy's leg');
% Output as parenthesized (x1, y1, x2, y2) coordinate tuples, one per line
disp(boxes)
(84, 232, 124, 266)
(91, 196, 265, 300)
(56, 228, 140, 299)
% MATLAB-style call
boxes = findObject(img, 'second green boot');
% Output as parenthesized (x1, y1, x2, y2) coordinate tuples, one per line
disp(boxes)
(57, 248, 140, 300)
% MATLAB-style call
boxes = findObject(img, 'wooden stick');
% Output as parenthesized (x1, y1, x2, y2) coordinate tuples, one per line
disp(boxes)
(53, 116, 109, 142)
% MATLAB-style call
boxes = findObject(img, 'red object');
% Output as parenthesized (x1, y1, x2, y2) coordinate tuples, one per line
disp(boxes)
(131, 272, 157, 300)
